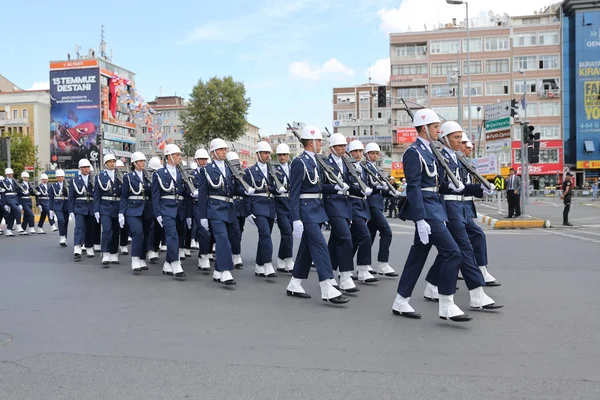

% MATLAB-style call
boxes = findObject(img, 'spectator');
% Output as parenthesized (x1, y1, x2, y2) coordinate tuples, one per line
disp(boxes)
(561, 172, 574, 226)
(505, 168, 521, 218)
(592, 180, 598, 201)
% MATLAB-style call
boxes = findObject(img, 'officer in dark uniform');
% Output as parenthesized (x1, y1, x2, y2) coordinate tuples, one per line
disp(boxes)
(18, 171, 36, 235)
(94, 154, 122, 266)
(68, 158, 96, 260)
(1, 168, 23, 236)
(49, 169, 69, 247)
(145, 156, 163, 263)
(228, 151, 247, 269)
(561, 172, 573, 226)
(273, 143, 294, 273)
(116, 160, 130, 256)
(35, 173, 57, 233)
(191, 148, 212, 271)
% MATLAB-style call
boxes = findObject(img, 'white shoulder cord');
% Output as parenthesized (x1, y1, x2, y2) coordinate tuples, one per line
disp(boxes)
(299, 158, 318, 185)
(97, 173, 112, 192)
(128, 173, 144, 195)
(52, 184, 61, 197)
(73, 178, 88, 196)
(418, 152, 438, 178)
(156, 172, 175, 192)
(204, 168, 224, 189)
(249, 169, 266, 190)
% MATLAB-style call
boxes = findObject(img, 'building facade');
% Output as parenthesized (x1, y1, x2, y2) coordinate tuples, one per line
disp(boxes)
(267, 121, 307, 159)
(136, 96, 186, 159)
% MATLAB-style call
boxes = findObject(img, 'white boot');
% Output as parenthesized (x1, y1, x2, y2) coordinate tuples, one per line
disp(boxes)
(220, 270, 235, 285)
(18, 226, 27, 235)
(329, 277, 339, 289)
(59, 236, 67, 246)
(264, 262, 277, 278)
(159, 244, 167, 252)
(197, 254, 211, 271)
(147, 251, 159, 262)
(439, 295, 471, 321)
(232, 254, 241, 266)
(172, 260, 185, 277)
(73, 245, 82, 259)
(102, 252, 111, 266)
(286, 277, 310, 298)
(319, 280, 347, 303)
(28, 227, 36, 234)
(93, 244, 101, 252)
(120, 246, 129, 255)
(110, 253, 119, 264)
(479, 266, 498, 284)
(213, 270, 222, 282)
(424, 282, 439, 302)
(357, 265, 378, 283)
(339, 271, 359, 293)
(51, 223, 58, 232)
(139, 259, 148, 270)
(284, 258, 294, 272)
(5, 229, 14, 237)
(87, 248, 95, 258)
(127, 236, 132, 244)
(277, 258, 286, 272)
(391, 294, 420, 318)
(36, 227, 45, 234)
(178, 248, 185, 260)
(469, 286, 501, 310)
(162, 262, 174, 276)
(184, 248, 191, 257)
(190, 239, 199, 249)
(254, 264, 266, 277)
(131, 257, 142, 272)
(377, 262, 398, 277)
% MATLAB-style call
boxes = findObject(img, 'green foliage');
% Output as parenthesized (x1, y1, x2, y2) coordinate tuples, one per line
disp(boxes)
(0, 132, 39, 177)
(181, 76, 251, 154)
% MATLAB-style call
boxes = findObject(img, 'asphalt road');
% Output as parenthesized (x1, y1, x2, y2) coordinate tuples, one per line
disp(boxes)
(1, 216, 600, 399)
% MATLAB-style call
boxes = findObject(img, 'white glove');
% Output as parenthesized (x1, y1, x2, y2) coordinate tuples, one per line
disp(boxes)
(200, 218, 209, 231)
(38, 205, 43, 211)
(49, 211, 55, 220)
(3, 205, 9, 212)
(449, 181, 465, 193)
(186, 218, 192, 229)
(156, 215, 163, 227)
(247, 214, 256, 227)
(245, 187, 256, 196)
(277, 187, 287, 194)
(292, 220, 304, 239)
(69, 213, 75, 221)
(376, 184, 387, 190)
(118, 213, 125, 229)
(483, 188, 495, 196)
(362, 187, 373, 197)
(392, 190, 403, 198)
(94, 212, 100, 223)
(192, 190, 198, 198)
(416, 219, 431, 245)
(334, 183, 349, 192)
(18, 205, 23, 211)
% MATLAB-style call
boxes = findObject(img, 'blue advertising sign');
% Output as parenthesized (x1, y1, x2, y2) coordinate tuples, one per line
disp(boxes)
(49, 67, 101, 170)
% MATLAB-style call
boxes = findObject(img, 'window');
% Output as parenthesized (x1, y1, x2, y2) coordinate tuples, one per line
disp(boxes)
(430, 39, 460, 54)
(584, 140, 595, 153)
(514, 34, 537, 47)
(396, 87, 427, 102)
(462, 60, 482, 75)
(359, 109, 370, 119)
(539, 55, 559, 69)
(539, 102, 560, 116)
(522, 17, 541, 25)
(393, 44, 427, 58)
(463, 105, 482, 118)
(0, 111, 5, 119)
(359, 93, 370, 104)
(22, 109, 28, 119)
(514, 80, 537, 94)
(522, 102, 538, 117)
(12, 109, 18, 119)
(514, 56, 537, 71)
(162, 125, 172, 134)
(538, 32, 559, 45)
(463, 82, 483, 96)
(539, 149, 559, 163)
(432, 107, 459, 121)
(462, 38, 482, 52)
(485, 37, 509, 51)
(497, 151, 511, 165)
(391, 64, 428, 75)
(485, 59, 510, 73)
(431, 84, 455, 98)
(337, 94, 356, 104)
(337, 111, 354, 120)
(430, 62, 458, 77)
(539, 125, 561, 139)
(485, 81, 510, 96)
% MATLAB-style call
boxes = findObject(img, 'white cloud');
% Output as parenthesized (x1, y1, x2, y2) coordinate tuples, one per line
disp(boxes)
(28, 81, 49, 90)
(378, 0, 557, 34)
(368, 58, 390, 85)
(289, 58, 355, 81)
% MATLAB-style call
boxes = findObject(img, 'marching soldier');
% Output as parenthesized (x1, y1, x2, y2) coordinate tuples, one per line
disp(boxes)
(1, 168, 23, 236)
(35, 173, 57, 233)
(228, 151, 247, 269)
(151, 144, 189, 278)
(191, 148, 212, 272)
(285, 125, 348, 304)
(18, 171, 36, 235)
(422, 122, 502, 312)
(145, 156, 163, 263)
(49, 169, 69, 246)
(244, 141, 279, 278)
(94, 154, 122, 266)
(273, 143, 294, 273)
(119, 152, 152, 273)
(89, 165, 102, 254)
(323, 133, 361, 293)
(0, 174, 4, 236)
(116, 159, 130, 255)
(68, 159, 96, 260)
(363, 143, 400, 278)
(392, 109, 471, 321)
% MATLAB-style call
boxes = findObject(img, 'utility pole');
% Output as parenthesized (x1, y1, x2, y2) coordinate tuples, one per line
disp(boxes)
(6, 136, 11, 168)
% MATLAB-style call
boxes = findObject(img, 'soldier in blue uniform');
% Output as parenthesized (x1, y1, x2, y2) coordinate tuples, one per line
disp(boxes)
(68, 158, 96, 260)
(151, 144, 190, 278)
(0, 174, 4, 236)
(363, 143, 401, 278)
(120, 152, 152, 273)
(392, 108, 471, 321)
(285, 125, 348, 304)
(35, 173, 57, 234)
(1, 168, 23, 237)
(197, 139, 254, 285)
(273, 143, 294, 274)
(244, 141, 279, 278)
(49, 169, 69, 247)
(145, 157, 163, 263)
(116, 160, 130, 256)
(94, 154, 122, 266)
(18, 171, 36, 235)
(228, 151, 247, 269)
(421, 121, 502, 312)
(191, 148, 212, 272)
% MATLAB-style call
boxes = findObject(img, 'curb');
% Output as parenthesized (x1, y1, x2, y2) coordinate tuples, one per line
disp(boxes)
(477, 214, 551, 229)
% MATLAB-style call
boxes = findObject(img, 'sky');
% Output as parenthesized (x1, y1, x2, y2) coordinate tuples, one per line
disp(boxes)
(2, 0, 555, 137)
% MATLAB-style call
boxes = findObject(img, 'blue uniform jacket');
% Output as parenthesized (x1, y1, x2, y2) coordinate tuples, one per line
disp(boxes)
(35, 183, 51, 208)
(1, 179, 21, 206)
(197, 161, 245, 223)
(68, 174, 94, 215)
(120, 171, 153, 218)
(289, 151, 328, 224)
(273, 163, 291, 216)
(364, 162, 391, 211)
(151, 166, 190, 220)
(322, 155, 357, 221)
(398, 140, 447, 222)
(93, 170, 122, 216)
(349, 163, 371, 221)
(243, 163, 276, 219)
(49, 182, 69, 212)
(18, 181, 35, 206)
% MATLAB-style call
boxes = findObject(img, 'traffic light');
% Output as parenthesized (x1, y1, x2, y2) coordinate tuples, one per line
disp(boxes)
(522, 124, 534, 143)
(377, 86, 387, 108)
(528, 132, 541, 164)
(510, 99, 519, 117)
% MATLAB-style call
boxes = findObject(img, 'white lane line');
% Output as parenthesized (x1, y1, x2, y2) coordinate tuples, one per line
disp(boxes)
(547, 230, 600, 244)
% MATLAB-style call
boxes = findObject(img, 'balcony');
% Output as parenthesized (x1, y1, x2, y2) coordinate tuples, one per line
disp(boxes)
(0, 118, 30, 126)
(391, 53, 427, 64)
(539, 89, 560, 99)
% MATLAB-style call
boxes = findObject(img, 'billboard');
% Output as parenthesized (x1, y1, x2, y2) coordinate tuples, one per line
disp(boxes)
(396, 127, 417, 143)
(49, 67, 101, 170)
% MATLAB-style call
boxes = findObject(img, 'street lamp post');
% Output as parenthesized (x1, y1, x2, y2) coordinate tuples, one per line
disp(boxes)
(519, 69, 529, 210)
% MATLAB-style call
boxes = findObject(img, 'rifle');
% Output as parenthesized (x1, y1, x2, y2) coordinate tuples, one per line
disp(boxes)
(225, 157, 253, 192)
(361, 161, 400, 195)
(267, 161, 285, 192)
(287, 123, 345, 187)
(399, 98, 461, 188)
(176, 163, 197, 194)
(324, 127, 369, 193)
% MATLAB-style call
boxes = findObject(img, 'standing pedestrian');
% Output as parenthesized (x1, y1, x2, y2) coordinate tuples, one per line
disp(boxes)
(592, 180, 598, 201)
(505, 168, 521, 218)
(561, 172, 573, 226)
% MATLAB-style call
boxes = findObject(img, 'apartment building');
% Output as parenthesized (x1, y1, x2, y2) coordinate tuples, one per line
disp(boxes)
(389, 4, 563, 187)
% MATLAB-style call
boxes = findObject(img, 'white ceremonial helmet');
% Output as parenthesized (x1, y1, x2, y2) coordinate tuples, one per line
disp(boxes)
(78, 159, 92, 168)
(300, 126, 323, 140)
(328, 133, 347, 147)
(256, 141, 272, 153)
(276, 143, 290, 154)
(348, 140, 365, 152)
(5, 168, 13, 175)
(40, 173, 49, 180)
(116, 160, 125, 168)
(210, 138, 228, 152)
(439, 121, 463, 139)
(189, 162, 198, 170)
(413, 109, 441, 127)
(194, 148, 210, 159)
(103, 154, 117, 164)
(226, 151, 240, 161)
(131, 152, 147, 163)
(148, 157, 162, 170)
(365, 142, 381, 154)
(21, 171, 30, 178)
(461, 132, 469, 143)
(164, 143, 182, 156)
(55, 169, 65, 177)
(466, 140, 474, 149)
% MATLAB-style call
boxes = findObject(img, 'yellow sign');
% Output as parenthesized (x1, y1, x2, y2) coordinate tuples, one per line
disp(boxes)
(577, 160, 600, 169)
(494, 175, 505, 190)
(391, 170, 404, 179)
(584, 81, 600, 120)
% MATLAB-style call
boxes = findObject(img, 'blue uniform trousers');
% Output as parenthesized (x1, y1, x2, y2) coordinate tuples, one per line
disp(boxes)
(127, 216, 151, 258)
(425, 219, 485, 290)
(396, 220, 460, 297)
(351, 216, 371, 266)
(21, 201, 35, 230)
(230, 218, 242, 255)
(368, 208, 392, 263)
(5, 202, 21, 229)
(292, 223, 333, 282)
(120, 224, 129, 247)
(55, 210, 69, 237)
(162, 215, 183, 263)
(276, 214, 293, 260)
(74, 214, 95, 248)
(466, 218, 487, 266)
(197, 224, 211, 255)
(327, 216, 354, 273)
(38, 205, 55, 228)
(150, 223, 164, 252)
(101, 215, 120, 254)
(210, 219, 235, 272)
(94, 221, 101, 246)
(254, 216, 274, 265)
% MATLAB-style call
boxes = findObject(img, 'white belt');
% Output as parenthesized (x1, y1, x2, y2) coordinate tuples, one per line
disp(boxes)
(275, 193, 289, 198)
(76, 197, 92, 201)
(101, 196, 119, 201)
(209, 195, 233, 203)
(161, 195, 182, 200)
(54, 196, 66, 200)
(251, 193, 272, 198)
(299, 193, 322, 199)
(21, 196, 32, 199)
(129, 196, 146, 200)
(349, 194, 366, 200)
(38, 196, 49, 200)
(422, 187, 438, 192)
(464, 196, 474, 201)
(443, 194, 466, 201)
(4, 193, 16, 196)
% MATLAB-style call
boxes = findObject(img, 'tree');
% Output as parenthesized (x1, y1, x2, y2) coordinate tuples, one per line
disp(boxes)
(181, 76, 251, 154)
(0, 132, 39, 177)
